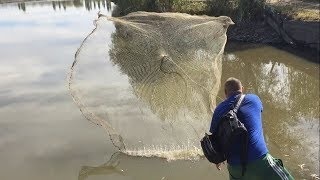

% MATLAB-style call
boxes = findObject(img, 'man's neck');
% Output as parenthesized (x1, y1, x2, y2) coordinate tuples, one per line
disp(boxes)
(227, 91, 242, 98)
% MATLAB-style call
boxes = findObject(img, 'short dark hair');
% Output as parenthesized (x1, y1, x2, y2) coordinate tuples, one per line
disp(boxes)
(224, 77, 242, 95)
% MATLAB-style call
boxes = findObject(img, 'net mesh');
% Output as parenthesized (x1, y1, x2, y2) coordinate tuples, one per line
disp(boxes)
(69, 11, 233, 160)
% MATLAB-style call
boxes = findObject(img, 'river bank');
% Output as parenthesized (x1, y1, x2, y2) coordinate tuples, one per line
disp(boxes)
(2, 0, 319, 59)
(110, 0, 319, 55)
(226, 18, 319, 63)
(264, 0, 319, 52)
(225, 1, 319, 54)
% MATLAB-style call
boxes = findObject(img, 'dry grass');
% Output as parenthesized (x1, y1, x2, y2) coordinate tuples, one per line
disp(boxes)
(294, 8, 320, 21)
(269, 1, 319, 21)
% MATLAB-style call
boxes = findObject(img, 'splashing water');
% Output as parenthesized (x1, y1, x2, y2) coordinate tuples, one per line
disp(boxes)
(124, 141, 203, 161)
(68, 12, 233, 160)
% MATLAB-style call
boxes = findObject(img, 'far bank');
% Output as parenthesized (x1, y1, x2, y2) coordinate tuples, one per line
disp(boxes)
(111, 0, 320, 57)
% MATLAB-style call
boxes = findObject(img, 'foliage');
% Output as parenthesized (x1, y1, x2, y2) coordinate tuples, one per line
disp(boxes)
(112, 0, 171, 15)
(207, 0, 265, 22)
(172, 0, 207, 14)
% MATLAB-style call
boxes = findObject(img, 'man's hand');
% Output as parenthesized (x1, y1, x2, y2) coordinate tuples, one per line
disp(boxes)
(215, 161, 225, 170)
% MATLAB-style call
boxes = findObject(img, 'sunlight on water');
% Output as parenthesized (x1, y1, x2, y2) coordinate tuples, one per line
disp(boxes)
(224, 44, 319, 178)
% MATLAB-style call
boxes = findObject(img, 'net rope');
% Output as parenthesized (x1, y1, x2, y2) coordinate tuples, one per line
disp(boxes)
(68, 11, 233, 160)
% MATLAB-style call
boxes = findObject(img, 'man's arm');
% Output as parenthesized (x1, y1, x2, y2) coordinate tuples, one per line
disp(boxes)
(209, 107, 227, 170)
(209, 108, 221, 134)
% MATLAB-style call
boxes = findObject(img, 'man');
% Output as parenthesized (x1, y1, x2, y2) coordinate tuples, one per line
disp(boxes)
(210, 77, 294, 180)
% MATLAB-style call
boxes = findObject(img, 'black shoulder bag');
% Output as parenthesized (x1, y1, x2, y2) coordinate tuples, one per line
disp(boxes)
(201, 94, 248, 176)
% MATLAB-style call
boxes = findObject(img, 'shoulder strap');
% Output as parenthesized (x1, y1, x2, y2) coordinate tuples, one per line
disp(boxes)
(233, 94, 245, 113)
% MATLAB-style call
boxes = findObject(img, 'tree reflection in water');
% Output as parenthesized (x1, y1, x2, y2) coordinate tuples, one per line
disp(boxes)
(14, 0, 112, 12)
(223, 43, 319, 178)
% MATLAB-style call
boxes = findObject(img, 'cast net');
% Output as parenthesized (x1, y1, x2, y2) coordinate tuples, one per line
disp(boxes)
(69, 12, 233, 160)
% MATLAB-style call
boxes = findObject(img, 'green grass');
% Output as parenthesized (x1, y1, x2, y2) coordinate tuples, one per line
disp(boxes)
(172, 0, 207, 14)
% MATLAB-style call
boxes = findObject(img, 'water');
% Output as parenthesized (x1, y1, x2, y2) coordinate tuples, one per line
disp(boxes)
(0, 1, 319, 180)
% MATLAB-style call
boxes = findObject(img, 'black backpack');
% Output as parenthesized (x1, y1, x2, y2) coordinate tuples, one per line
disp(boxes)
(200, 132, 226, 164)
(201, 94, 248, 175)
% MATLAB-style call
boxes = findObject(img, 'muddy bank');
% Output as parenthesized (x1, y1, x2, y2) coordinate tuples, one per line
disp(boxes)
(227, 20, 319, 63)
(264, 6, 320, 52)
(227, 11, 319, 57)
(227, 20, 283, 44)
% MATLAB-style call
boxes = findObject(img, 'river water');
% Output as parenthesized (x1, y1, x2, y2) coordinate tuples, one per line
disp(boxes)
(0, 1, 319, 180)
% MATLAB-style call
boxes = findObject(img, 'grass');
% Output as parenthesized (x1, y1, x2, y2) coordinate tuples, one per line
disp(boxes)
(172, 0, 207, 14)
(294, 9, 320, 21)
(270, 4, 320, 21)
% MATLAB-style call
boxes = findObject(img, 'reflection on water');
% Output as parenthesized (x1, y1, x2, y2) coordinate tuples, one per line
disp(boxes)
(0, 1, 319, 180)
(0, 2, 115, 180)
(78, 152, 124, 180)
(223, 43, 319, 178)
(75, 43, 319, 180)
(2, 0, 112, 12)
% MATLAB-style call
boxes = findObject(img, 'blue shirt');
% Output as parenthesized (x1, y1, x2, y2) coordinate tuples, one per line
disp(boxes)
(209, 93, 268, 165)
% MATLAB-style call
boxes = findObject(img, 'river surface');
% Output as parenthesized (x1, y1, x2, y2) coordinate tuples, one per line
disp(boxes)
(0, 1, 319, 180)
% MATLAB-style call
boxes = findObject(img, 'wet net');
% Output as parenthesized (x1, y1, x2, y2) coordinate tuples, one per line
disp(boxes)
(69, 11, 233, 160)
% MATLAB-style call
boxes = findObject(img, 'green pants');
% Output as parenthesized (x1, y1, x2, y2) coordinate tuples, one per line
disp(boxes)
(227, 153, 294, 180)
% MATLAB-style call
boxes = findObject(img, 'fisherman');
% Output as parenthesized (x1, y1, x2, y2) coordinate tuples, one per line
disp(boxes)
(210, 77, 294, 180)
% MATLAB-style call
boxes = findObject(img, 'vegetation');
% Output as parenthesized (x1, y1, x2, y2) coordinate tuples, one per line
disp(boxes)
(207, 0, 265, 21)
(269, 3, 320, 21)
(111, 0, 266, 22)
(172, 0, 207, 14)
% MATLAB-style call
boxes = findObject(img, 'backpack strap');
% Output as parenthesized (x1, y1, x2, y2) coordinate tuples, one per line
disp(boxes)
(233, 94, 247, 177)
(233, 94, 245, 113)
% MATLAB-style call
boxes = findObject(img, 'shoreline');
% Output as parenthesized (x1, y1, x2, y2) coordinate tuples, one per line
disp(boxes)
(225, 41, 319, 63)
(2, 0, 318, 61)
(226, 6, 319, 56)
(226, 19, 319, 63)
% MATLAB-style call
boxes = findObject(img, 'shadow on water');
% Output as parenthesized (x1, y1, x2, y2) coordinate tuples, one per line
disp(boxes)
(226, 38, 320, 64)
(273, 44, 319, 64)
(225, 42, 319, 74)
(78, 152, 125, 180)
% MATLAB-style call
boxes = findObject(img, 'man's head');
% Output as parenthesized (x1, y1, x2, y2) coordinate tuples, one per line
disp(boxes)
(224, 77, 243, 98)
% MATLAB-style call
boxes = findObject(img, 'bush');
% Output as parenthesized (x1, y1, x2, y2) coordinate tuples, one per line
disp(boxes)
(112, 0, 266, 21)
(207, 0, 265, 22)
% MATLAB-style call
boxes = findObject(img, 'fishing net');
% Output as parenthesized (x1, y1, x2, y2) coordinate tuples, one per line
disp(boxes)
(69, 12, 233, 160)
